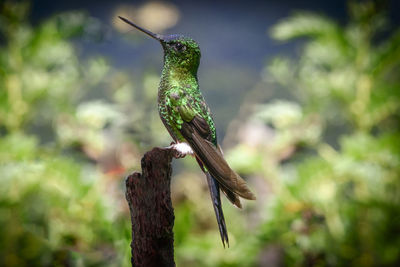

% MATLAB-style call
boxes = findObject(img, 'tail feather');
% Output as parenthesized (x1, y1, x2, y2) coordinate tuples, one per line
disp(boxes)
(205, 172, 229, 247)
(189, 131, 256, 200)
(220, 185, 242, 209)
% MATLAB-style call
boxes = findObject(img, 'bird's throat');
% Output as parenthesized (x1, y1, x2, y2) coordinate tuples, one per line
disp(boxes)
(160, 63, 198, 92)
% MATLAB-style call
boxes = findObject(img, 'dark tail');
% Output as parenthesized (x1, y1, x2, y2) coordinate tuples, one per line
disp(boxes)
(205, 172, 229, 247)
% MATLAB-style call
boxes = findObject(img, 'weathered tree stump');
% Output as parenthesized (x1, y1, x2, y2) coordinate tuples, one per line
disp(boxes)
(125, 147, 175, 267)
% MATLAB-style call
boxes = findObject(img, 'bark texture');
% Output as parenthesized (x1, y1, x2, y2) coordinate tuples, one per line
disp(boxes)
(125, 147, 175, 267)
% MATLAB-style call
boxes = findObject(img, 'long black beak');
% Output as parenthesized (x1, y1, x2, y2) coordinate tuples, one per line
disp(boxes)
(118, 16, 164, 42)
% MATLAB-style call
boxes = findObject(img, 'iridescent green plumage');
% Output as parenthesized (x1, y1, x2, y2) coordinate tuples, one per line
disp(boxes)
(158, 36, 216, 145)
(119, 17, 256, 247)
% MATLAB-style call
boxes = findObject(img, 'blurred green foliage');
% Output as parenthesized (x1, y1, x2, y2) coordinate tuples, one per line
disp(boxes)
(225, 1, 400, 266)
(0, 1, 170, 266)
(1, 0, 399, 266)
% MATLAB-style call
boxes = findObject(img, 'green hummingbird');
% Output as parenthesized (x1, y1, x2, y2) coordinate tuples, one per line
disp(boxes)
(119, 16, 256, 247)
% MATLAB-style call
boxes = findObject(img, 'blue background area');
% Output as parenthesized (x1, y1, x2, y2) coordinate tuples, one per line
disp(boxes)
(30, 0, 400, 138)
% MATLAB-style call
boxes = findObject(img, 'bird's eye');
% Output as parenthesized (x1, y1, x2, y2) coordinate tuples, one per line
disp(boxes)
(174, 43, 186, 52)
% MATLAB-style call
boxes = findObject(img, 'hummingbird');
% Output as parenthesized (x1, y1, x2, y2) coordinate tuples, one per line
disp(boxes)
(119, 16, 256, 247)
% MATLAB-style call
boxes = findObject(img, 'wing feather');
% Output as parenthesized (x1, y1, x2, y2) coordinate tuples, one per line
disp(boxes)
(174, 92, 256, 201)
(180, 115, 256, 200)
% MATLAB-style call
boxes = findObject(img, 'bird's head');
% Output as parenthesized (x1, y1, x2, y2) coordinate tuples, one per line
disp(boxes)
(119, 16, 201, 73)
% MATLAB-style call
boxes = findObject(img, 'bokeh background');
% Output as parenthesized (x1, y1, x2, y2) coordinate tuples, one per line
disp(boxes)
(1, 0, 400, 266)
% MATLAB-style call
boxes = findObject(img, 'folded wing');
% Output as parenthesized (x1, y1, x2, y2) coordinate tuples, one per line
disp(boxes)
(178, 105, 256, 202)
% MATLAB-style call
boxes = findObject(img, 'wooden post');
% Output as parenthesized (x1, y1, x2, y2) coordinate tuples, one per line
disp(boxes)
(125, 147, 175, 267)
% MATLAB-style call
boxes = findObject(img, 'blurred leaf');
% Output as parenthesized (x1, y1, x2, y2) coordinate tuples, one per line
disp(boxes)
(226, 1, 400, 266)
(270, 12, 338, 41)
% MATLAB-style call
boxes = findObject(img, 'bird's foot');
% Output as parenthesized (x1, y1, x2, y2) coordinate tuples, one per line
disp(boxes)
(166, 142, 194, 159)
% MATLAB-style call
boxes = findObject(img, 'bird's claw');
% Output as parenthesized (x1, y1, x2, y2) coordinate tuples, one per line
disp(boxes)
(173, 150, 186, 159)
(166, 142, 193, 159)
(166, 143, 187, 159)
